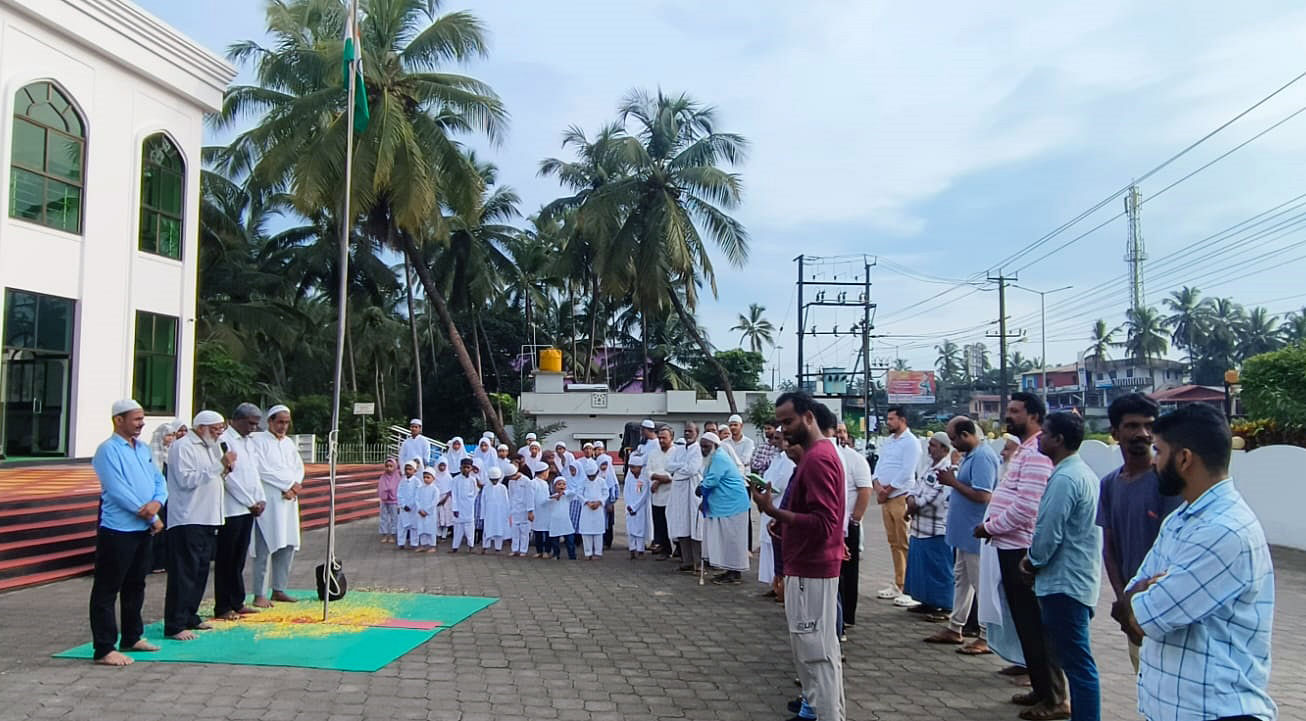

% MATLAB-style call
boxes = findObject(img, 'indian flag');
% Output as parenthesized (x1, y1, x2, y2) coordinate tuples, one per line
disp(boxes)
(342, 4, 370, 134)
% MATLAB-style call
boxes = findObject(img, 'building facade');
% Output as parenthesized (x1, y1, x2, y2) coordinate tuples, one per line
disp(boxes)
(0, 0, 234, 459)
(1019, 357, 1187, 423)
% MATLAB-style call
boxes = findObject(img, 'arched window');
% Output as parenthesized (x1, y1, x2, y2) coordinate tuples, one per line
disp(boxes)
(139, 133, 184, 258)
(9, 81, 85, 233)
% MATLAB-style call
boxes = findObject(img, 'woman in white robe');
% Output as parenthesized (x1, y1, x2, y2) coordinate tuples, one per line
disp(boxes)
(480, 467, 511, 553)
(623, 453, 651, 557)
(578, 459, 607, 559)
(415, 468, 440, 550)
(443, 437, 469, 469)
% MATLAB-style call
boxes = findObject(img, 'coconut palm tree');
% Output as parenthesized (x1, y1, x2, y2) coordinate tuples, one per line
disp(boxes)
(1084, 319, 1118, 369)
(581, 89, 749, 411)
(1123, 306, 1168, 364)
(1238, 306, 1283, 360)
(731, 303, 775, 353)
(214, 0, 511, 439)
(1163, 286, 1209, 375)
(934, 339, 961, 382)
(1281, 307, 1306, 345)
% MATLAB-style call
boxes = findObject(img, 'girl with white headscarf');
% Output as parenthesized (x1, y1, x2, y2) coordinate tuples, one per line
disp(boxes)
(433, 458, 455, 539)
(443, 436, 469, 469)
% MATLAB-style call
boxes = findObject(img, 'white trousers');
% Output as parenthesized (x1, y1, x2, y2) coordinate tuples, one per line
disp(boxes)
(418, 533, 436, 547)
(786, 576, 845, 721)
(949, 550, 985, 637)
(511, 522, 531, 553)
(582, 534, 603, 557)
(252, 531, 295, 597)
(396, 526, 418, 547)
(378, 503, 399, 535)
(451, 521, 475, 550)
(482, 534, 504, 550)
(628, 535, 646, 553)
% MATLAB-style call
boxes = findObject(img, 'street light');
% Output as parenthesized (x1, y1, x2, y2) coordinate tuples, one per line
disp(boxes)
(1011, 284, 1073, 405)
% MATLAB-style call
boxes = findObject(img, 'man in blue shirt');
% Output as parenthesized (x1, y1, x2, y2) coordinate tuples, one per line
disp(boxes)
(1097, 393, 1181, 673)
(1022, 411, 1102, 721)
(925, 416, 996, 652)
(89, 399, 167, 667)
(1122, 403, 1275, 721)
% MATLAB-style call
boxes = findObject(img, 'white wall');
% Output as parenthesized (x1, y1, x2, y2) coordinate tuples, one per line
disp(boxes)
(0, 1, 233, 456)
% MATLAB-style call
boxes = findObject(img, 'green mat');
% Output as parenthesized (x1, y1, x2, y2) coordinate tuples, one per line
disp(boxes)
(54, 590, 496, 672)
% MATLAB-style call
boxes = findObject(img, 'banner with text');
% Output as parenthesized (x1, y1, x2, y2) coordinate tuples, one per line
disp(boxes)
(886, 370, 936, 404)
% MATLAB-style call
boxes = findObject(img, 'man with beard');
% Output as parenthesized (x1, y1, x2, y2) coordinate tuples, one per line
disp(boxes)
(1021, 412, 1102, 721)
(975, 392, 1064, 718)
(753, 391, 846, 721)
(164, 411, 231, 640)
(1119, 403, 1276, 721)
(1095, 394, 1179, 672)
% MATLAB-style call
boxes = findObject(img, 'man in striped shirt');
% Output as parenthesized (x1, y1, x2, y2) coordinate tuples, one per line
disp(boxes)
(975, 391, 1066, 720)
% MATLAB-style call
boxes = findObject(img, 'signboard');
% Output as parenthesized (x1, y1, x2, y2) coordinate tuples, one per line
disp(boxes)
(352, 402, 375, 415)
(886, 370, 936, 404)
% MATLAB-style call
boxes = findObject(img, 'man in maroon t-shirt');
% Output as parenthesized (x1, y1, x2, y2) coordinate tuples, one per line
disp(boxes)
(753, 391, 846, 721)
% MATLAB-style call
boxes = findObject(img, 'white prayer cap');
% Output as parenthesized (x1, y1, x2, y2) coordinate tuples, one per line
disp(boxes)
(582, 459, 599, 477)
(266, 404, 291, 419)
(593, 441, 605, 449)
(409, 418, 423, 427)
(488, 466, 503, 480)
(930, 431, 952, 449)
(422, 467, 436, 477)
(674, 438, 687, 446)
(497, 443, 509, 451)
(528, 460, 549, 475)
(192, 410, 223, 427)
(1002, 433, 1020, 445)
(728, 414, 743, 424)
(582, 442, 594, 449)
(526, 432, 538, 440)
(701, 432, 721, 446)
(641, 419, 656, 430)
(529, 441, 541, 449)
(554, 441, 567, 449)
(628, 452, 647, 467)
(405, 459, 419, 469)
(110, 399, 142, 416)
(482, 431, 495, 439)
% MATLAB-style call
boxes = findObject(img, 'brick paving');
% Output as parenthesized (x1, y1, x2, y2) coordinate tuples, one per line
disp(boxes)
(0, 505, 1302, 721)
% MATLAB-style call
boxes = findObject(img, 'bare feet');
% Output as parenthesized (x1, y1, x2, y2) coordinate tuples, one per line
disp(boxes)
(253, 596, 273, 608)
(167, 630, 197, 641)
(193, 622, 214, 630)
(95, 650, 134, 666)
(236, 606, 260, 615)
(270, 591, 297, 603)
(214, 611, 240, 621)
(126, 640, 160, 652)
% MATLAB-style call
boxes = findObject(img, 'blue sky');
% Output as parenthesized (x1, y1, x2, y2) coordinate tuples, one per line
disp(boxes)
(140, 0, 1306, 382)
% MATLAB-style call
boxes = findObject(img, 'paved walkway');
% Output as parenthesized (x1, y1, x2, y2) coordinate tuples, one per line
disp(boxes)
(0, 507, 1302, 721)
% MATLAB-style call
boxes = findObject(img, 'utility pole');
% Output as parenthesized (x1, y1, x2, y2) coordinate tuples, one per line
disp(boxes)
(1125, 184, 1146, 315)
(793, 255, 876, 411)
(862, 257, 872, 438)
(795, 255, 805, 388)
(987, 272, 1023, 414)
(1012, 284, 1073, 406)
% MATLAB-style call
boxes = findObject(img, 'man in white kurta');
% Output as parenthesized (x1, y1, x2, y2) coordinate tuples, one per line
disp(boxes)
(164, 411, 229, 640)
(667, 425, 705, 572)
(721, 414, 756, 471)
(516, 432, 538, 460)
(214, 404, 267, 620)
(645, 427, 674, 558)
(399, 419, 430, 470)
(250, 405, 303, 606)
(759, 436, 795, 589)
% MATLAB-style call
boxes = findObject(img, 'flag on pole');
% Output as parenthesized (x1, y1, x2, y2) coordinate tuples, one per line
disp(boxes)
(342, 5, 370, 134)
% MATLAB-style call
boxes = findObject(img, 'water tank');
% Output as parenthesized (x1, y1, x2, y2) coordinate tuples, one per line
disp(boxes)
(539, 348, 563, 372)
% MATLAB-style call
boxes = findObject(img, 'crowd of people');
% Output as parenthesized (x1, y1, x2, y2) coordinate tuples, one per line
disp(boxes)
(89, 400, 305, 666)
(86, 388, 1278, 721)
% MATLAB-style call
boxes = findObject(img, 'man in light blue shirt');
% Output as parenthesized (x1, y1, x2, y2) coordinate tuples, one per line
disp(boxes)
(1022, 411, 1102, 721)
(88, 399, 167, 666)
(1123, 403, 1275, 721)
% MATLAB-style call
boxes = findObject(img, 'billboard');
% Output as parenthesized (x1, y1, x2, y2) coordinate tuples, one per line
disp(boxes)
(886, 370, 936, 404)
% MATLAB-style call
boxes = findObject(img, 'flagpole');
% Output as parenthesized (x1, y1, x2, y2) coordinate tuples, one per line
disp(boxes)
(325, 0, 359, 623)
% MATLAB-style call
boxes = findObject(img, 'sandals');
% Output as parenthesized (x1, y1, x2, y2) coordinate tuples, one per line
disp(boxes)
(1019, 704, 1071, 721)
(957, 641, 992, 655)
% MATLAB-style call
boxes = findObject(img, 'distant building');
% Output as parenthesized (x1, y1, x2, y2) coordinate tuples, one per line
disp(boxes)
(968, 393, 1003, 421)
(0, 0, 236, 459)
(1020, 357, 1187, 416)
(1149, 384, 1235, 414)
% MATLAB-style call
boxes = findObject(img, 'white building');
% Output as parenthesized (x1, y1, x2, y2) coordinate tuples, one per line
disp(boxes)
(0, 0, 235, 459)
(519, 371, 841, 447)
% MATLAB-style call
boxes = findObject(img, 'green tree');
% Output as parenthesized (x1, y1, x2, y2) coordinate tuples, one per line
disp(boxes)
(1085, 318, 1118, 369)
(1123, 306, 1169, 364)
(935, 339, 961, 382)
(1282, 307, 1306, 345)
(1241, 344, 1306, 427)
(1163, 286, 1208, 375)
(1239, 307, 1282, 360)
(216, 0, 510, 440)
(692, 349, 765, 393)
(731, 303, 775, 353)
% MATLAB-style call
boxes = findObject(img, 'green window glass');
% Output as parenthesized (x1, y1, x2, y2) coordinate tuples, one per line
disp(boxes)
(8, 82, 85, 233)
(139, 134, 184, 259)
(133, 311, 178, 414)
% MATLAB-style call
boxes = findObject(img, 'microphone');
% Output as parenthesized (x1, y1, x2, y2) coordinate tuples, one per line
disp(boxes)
(220, 442, 229, 453)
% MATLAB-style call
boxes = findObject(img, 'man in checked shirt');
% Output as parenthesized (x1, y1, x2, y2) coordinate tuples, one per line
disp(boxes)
(1120, 403, 1275, 721)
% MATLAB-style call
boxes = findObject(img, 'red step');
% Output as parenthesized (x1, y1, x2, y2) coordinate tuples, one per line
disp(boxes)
(0, 545, 94, 573)
(0, 563, 94, 592)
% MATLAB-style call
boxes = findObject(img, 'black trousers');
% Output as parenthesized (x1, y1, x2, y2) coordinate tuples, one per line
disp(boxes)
(603, 504, 615, 549)
(164, 524, 217, 636)
(89, 527, 153, 659)
(838, 523, 862, 625)
(150, 503, 168, 571)
(214, 513, 255, 616)
(651, 505, 671, 553)
(998, 547, 1066, 706)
